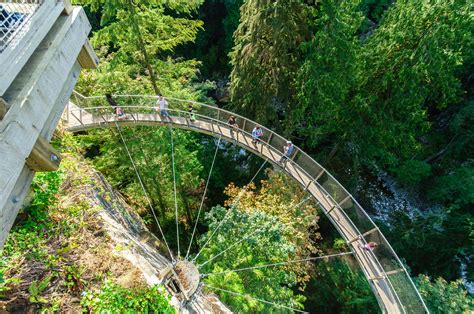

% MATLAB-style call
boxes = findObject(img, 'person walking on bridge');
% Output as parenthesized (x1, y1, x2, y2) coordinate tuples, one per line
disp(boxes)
(157, 96, 173, 122)
(228, 115, 239, 138)
(106, 93, 125, 119)
(252, 125, 263, 146)
(361, 241, 378, 252)
(279, 141, 294, 164)
(188, 104, 196, 123)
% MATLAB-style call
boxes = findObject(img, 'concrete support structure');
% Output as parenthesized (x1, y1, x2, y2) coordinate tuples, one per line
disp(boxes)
(0, 0, 97, 247)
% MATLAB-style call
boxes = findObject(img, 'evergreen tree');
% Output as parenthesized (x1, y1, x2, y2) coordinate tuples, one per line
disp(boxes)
(75, 0, 205, 98)
(293, 0, 363, 152)
(295, 0, 472, 168)
(229, 0, 314, 128)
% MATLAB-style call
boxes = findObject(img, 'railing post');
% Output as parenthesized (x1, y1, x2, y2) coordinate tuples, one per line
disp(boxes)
(327, 205, 336, 214)
(338, 195, 351, 207)
(290, 149, 299, 161)
(266, 132, 273, 144)
(303, 180, 313, 191)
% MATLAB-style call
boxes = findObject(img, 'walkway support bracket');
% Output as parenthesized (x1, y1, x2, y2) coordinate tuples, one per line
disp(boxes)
(77, 40, 99, 69)
(0, 98, 6, 119)
(26, 136, 61, 172)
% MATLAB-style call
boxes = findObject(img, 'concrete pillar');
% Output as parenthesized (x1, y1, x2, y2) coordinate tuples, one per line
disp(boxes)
(0, 3, 97, 247)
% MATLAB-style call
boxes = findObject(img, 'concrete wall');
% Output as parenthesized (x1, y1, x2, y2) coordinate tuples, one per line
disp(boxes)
(0, 3, 97, 247)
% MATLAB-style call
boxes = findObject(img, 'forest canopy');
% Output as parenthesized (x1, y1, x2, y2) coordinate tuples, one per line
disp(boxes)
(73, 0, 473, 311)
(2, 0, 470, 312)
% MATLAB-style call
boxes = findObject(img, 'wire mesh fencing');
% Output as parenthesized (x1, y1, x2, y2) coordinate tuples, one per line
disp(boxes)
(0, 0, 43, 53)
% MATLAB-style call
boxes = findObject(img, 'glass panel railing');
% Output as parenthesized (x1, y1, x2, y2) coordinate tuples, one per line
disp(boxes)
(339, 198, 375, 234)
(317, 171, 349, 204)
(268, 133, 286, 158)
(293, 152, 323, 179)
(129, 96, 155, 114)
(198, 103, 218, 121)
(67, 94, 429, 313)
(388, 271, 426, 313)
(364, 231, 402, 272)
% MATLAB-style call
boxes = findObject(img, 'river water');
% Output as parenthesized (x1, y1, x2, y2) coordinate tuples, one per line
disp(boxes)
(356, 170, 473, 294)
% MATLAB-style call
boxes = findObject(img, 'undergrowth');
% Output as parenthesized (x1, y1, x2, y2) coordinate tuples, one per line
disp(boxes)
(0, 133, 174, 312)
(81, 281, 175, 313)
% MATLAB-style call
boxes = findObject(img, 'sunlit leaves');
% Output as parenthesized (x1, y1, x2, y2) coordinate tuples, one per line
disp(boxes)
(198, 205, 306, 312)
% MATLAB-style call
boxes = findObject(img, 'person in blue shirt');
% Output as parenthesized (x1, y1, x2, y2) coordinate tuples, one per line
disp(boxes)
(0, 6, 24, 29)
(279, 140, 294, 164)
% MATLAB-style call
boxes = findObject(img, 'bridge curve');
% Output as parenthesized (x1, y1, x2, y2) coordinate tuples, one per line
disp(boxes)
(64, 92, 428, 314)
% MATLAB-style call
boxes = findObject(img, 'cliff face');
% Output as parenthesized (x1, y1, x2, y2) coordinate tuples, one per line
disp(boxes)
(0, 134, 229, 313)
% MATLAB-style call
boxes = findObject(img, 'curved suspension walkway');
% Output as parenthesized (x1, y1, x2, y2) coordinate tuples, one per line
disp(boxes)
(64, 91, 428, 314)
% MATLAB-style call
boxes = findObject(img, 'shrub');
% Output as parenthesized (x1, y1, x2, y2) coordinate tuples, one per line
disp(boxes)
(81, 281, 175, 313)
(394, 160, 431, 187)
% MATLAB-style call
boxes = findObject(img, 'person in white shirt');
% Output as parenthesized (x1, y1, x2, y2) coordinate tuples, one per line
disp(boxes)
(279, 140, 295, 164)
(251, 125, 263, 146)
(156, 95, 172, 122)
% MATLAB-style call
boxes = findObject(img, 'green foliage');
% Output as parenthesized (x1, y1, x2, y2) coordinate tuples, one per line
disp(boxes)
(28, 275, 53, 304)
(2, 172, 63, 261)
(76, 0, 208, 100)
(0, 262, 21, 299)
(417, 275, 474, 313)
(304, 259, 378, 313)
(63, 265, 85, 292)
(26, 172, 62, 223)
(358, 0, 392, 24)
(229, 0, 314, 127)
(198, 206, 306, 312)
(427, 164, 474, 209)
(394, 160, 431, 187)
(80, 281, 175, 313)
(295, 0, 472, 167)
(333, 238, 347, 250)
(293, 0, 363, 149)
(185, 0, 244, 77)
(381, 209, 471, 281)
(78, 126, 205, 251)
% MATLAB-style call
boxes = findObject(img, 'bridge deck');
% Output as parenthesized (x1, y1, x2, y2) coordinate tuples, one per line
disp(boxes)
(63, 99, 428, 314)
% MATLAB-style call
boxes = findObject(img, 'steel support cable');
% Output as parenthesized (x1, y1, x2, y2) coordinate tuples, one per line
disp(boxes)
(198, 195, 314, 268)
(201, 251, 354, 277)
(185, 136, 222, 260)
(203, 284, 309, 313)
(191, 159, 268, 263)
(114, 122, 175, 261)
(169, 127, 180, 257)
(130, 118, 168, 215)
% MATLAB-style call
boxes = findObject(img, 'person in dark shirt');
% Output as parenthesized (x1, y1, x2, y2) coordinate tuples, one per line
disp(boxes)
(106, 93, 125, 119)
(228, 115, 239, 138)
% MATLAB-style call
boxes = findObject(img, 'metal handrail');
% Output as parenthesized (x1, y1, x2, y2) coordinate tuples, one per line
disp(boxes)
(69, 105, 399, 295)
(67, 92, 429, 313)
(0, 0, 44, 53)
